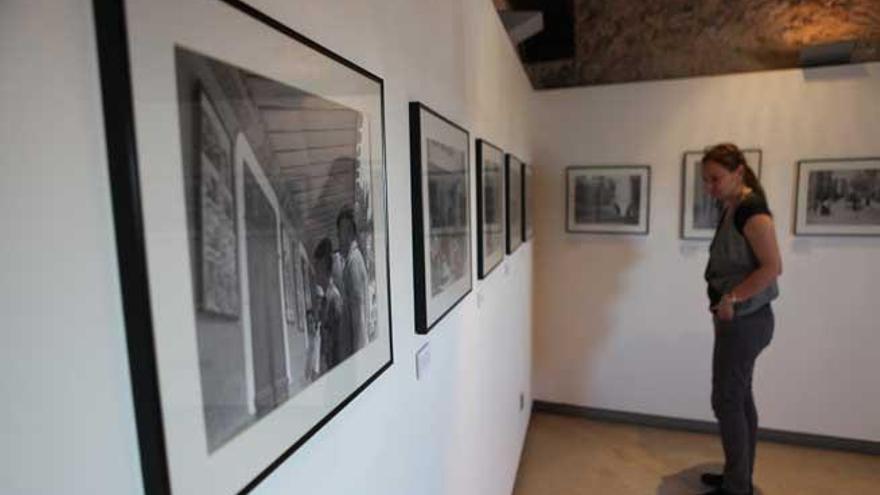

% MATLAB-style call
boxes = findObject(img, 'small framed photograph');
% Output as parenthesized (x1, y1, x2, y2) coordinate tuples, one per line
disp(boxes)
(524, 163, 534, 241)
(795, 157, 880, 236)
(681, 149, 762, 239)
(566, 165, 651, 235)
(196, 89, 240, 317)
(506, 154, 524, 253)
(93, 1, 393, 492)
(476, 139, 506, 278)
(410, 102, 472, 334)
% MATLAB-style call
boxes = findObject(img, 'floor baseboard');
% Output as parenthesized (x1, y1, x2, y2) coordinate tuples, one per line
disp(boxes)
(533, 400, 880, 456)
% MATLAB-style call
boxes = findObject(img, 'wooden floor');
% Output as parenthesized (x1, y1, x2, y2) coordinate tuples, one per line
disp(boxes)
(513, 412, 880, 495)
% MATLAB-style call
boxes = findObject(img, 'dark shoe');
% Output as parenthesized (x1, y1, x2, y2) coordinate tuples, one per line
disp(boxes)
(700, 473, 723, 487)
(700, 488, 753, 495)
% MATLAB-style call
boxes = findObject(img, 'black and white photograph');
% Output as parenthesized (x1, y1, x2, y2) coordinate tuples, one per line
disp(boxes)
(180, 45, 386, 452)
(410, 102, 472, 334)
(795, 157, 880, 236)
(476, 139, 506, 278)
(94, 1, 392, 492)
(427, 140, 469, 296)
(507, 154, 524, 253)
(524, 162, 534, 241)
(681, 149, 762, 239)
(566, 165, 651, 234)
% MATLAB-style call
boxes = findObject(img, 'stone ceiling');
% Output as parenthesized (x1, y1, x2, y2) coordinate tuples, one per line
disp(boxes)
(495, 0, 880, 89)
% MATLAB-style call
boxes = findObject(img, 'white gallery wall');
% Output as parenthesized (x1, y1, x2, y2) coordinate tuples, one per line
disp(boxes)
(0, 1, 533, 494)
(530, 63, 880, 442)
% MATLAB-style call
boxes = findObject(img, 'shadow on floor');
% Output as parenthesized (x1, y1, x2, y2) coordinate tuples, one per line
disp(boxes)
(657, 463, 763, 495)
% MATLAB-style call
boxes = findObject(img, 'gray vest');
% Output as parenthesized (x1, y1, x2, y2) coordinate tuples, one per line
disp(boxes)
(705, 202, 778, 317)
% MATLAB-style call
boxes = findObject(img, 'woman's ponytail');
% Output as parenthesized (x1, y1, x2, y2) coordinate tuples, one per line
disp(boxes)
(741, 163, 766, 201)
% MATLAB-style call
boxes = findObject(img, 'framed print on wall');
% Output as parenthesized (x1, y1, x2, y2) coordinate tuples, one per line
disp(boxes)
(476, 139, 506, 279)
(794, 157, 880, 236)
(506, 154, 524, 253)
(681, 149, 763, 239)
(566, 165, 651, 235)
(524, 162, 534, 241)
(409, 102, 472, 334)
(93, 0, 393, 493)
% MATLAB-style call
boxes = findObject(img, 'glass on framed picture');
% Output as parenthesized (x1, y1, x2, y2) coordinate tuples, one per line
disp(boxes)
(524, 162, 534, 241)
(94, 1, 393, 491)
(566, 165, 651, 235)
(506, 154, 524, 253)
(476, 139, 506, 278)
(795, 157, 880, 236)
(409, 102, 472, 334)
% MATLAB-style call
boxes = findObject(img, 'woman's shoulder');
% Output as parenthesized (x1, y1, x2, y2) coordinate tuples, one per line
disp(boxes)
(734, 193, 771, 233)
(740, 191, 770, 212)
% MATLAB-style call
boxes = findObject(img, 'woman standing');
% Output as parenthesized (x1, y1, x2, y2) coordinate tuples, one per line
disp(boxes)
(700, 144, 782, 495)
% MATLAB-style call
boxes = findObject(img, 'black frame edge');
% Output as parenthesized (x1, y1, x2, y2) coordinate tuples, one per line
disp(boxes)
(476, 139, 486, 278)
(218, 0, 383, 84)
(92, 0, 171, 493)
(239, 362, 394, 493)
(520, 161, 526, 243)
(794, 159, 804, 236)
(523, 162, 534, 241)
(409, 102, 428, 334)
(506, 155, 512, 253)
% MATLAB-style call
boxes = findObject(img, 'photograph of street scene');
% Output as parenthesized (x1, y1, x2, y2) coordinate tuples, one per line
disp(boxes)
(574, 174, 642, 225)
(806, 168, 880, 226)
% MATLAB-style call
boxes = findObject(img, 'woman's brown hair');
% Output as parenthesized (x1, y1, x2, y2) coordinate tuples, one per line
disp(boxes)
(701, 143, 766, 200)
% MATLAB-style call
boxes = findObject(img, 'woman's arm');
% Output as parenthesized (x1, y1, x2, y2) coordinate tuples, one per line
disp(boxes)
(727, 213, 782, 302)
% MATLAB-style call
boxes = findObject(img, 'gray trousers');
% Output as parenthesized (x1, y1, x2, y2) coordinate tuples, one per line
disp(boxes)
(712, 305, 774, 494)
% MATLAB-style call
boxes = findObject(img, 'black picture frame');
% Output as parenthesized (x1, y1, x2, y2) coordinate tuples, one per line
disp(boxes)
(409, 102, 473, 334)
(523, 162, 534, 242)
(565, 165, 651, 235)
(93, 1, 393, 493)
(680, 149, 763, 240)
(794, 157, 880, 236)
(475, 139, 506, 279)
(506, 154, 524, 253)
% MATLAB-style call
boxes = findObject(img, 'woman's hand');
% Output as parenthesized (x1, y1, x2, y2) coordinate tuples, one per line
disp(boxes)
(715, 300, 735, 321)
(713, 293, 736, 321)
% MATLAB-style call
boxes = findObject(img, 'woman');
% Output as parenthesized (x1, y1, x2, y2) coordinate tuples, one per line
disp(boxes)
(700, 144, 782, 495)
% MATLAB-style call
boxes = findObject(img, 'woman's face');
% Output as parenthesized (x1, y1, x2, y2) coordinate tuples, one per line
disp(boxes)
(702, 160, 743, 201)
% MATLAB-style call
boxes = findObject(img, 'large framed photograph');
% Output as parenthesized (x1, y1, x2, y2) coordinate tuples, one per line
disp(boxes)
(566, 165, 651, 235)
(93, 1, 392, 493)
(795, 157, 880, 236)
(476, 139, 506, 278)
(524, 162, 534, 241)
(506, 154, 524, 253)
(409, 102, 472, 334)
(681, 149, 763, 239)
